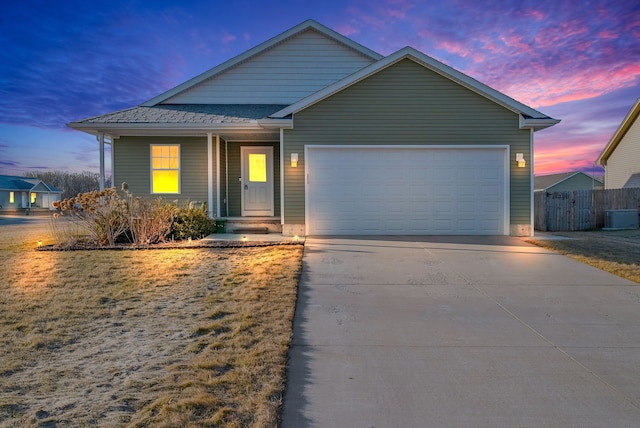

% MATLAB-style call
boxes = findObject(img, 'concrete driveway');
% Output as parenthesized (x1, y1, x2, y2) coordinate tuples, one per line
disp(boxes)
(281, 236, 640, 427)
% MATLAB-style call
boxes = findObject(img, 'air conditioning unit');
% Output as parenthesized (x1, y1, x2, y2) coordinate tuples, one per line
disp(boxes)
(604, 209, 639, 230)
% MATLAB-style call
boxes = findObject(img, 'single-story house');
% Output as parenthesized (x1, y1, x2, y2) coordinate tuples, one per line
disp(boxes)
(68, 19, 559, 237)
(0, 175, 62, 211)
(534, 171, 603, 193)
(597, 98, 640, 189)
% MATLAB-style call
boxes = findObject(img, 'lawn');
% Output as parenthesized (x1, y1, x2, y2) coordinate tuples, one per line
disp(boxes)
(0, 220, 304, 427)
(528, 229, 640, 284)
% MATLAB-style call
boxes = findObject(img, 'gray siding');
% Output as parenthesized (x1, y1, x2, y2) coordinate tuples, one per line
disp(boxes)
(114, 136, 213, 208)
(164, 30, 376, 105)
(283, 58, 531, 225)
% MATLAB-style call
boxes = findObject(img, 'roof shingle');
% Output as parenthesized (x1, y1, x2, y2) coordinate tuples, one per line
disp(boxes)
(73, 104, 288, 125)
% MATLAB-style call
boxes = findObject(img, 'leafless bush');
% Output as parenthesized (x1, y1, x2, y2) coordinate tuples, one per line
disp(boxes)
(54, 188, 128, 246)
(127, 196, 178, 245)
(53, 188, 179, 247)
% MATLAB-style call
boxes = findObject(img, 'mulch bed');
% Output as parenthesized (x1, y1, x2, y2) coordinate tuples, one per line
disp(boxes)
(37, 240, 303, 251)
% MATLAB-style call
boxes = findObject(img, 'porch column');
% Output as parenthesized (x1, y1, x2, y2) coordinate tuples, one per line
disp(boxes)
(207, 133, 214, 219)
(98, 133, 105, 190)
(215, 135, 221, 218)
(280, 128, 285, 225)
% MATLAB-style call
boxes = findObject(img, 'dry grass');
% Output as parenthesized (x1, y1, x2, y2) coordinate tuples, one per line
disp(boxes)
(0, 220, 303, 427)
(528, 229, 640, 284)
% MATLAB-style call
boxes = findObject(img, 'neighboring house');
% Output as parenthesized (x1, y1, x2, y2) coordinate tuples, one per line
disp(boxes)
(597, 98, 640, 189)
(68, 19, 559, 237)
(534, 172, 603, 193)
(0, 175, 62, 211)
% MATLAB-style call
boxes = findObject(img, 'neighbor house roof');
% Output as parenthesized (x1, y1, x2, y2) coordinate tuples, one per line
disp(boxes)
(597, 98, 640, 165)
(534, 171, 602, 192)
(270, 46, 560, 130)
(0, 175, 62, 193)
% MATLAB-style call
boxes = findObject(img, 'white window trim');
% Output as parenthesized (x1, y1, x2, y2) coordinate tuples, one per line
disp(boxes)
(150, 144, 181, 194)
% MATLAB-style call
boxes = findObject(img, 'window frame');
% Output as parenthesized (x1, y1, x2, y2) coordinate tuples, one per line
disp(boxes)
(150, 144, 181, 194)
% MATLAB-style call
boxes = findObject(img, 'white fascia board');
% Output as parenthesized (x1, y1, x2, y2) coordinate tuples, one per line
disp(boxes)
(141, 20, 382, 107)
(272, 46, 559, 123)
(67, 122, 267, 138)
(256, 118, 293, 129)
(597, 97, 640, 165)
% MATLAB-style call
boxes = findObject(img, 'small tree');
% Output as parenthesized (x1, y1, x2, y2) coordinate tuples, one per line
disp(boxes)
(126, 195, 178, 245)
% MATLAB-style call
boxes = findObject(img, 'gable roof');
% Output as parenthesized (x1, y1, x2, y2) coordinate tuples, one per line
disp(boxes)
(534, 171, 602, 192)
(0, 175, 62, 193)
(271, 46, 560, 130)
(142, 20, 383, 107)
(597, 98, 640, 166)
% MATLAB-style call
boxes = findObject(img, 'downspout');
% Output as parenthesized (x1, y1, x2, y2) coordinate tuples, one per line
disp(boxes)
(110, 136, 115, 188)
(97, 133, 105, 190)
(529, 128, 534, 237)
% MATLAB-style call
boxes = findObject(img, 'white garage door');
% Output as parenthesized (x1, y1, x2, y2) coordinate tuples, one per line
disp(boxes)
(306, 147, 508, 235)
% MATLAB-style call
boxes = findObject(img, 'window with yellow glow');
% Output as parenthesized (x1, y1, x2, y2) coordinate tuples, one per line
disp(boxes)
(248, 154, 267, 182)
(9, 192, 14, 203)
(151, 144, 180, 193)
(31, 192, 36, 203)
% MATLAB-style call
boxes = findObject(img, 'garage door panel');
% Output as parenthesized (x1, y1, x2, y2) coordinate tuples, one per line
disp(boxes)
(307, 147, 506, 235)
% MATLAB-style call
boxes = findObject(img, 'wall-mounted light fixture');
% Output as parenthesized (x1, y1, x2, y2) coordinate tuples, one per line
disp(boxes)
(516, 153, 526, 168)
(291, 153, 298, 168)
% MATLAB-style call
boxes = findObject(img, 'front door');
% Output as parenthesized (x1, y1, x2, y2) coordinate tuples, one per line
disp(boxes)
(241, 146, 274, 216)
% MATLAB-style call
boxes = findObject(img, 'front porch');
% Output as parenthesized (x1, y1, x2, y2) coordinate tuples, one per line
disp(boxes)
(219, 216, 282, 234)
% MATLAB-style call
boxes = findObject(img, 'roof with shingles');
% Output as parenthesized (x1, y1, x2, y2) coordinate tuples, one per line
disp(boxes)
(534, 171, 602, 192)
(0, 175, 62, 192)
(73, 104, 289, 125)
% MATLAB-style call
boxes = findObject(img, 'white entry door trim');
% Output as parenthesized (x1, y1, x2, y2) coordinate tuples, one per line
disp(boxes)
(305, 145, 510, 235)
(241, 146, 274, 216)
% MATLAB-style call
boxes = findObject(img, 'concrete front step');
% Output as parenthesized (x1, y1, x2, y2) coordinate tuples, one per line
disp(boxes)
(221, 217, 282, 234)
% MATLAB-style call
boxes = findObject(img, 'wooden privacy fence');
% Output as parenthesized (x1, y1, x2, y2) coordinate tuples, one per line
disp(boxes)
(534, 188, 640, 231)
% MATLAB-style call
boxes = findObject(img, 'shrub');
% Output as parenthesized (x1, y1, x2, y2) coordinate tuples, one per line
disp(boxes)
(171, 202, 216, 240)
(127, 196, 178, 245)
(52, 190, 213, 247)
(54, 188, 128, 246)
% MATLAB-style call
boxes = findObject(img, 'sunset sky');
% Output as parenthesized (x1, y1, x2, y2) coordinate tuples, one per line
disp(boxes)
(1, 0, 638, 178)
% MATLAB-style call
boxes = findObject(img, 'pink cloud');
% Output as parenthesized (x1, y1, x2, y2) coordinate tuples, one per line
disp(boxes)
(336, 24, 360, 37)
(221, 32, 237, 45)
(534, 137, 606, 176)
(498, 63, 640, 108)
(522, 9, 547, 21)
(598, 29, 618, 40)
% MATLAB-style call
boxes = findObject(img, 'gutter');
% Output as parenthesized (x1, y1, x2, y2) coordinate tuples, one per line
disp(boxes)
(519, 115, 561, 131)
